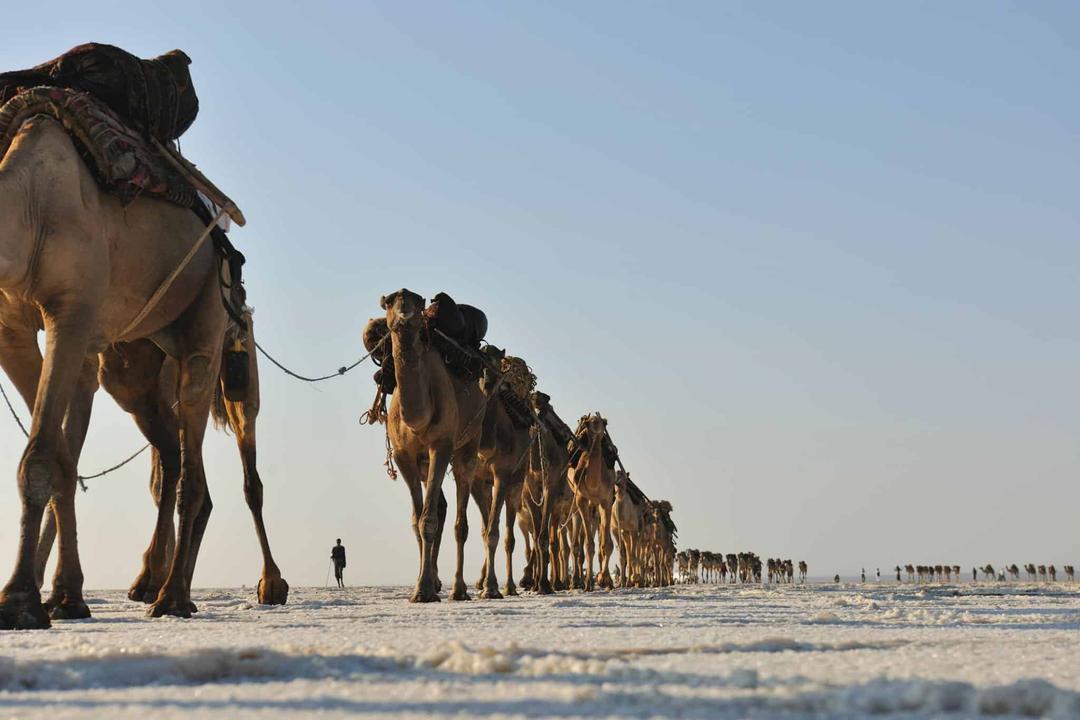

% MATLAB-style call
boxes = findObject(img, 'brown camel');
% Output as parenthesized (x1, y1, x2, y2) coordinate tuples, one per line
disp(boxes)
(382, 289, 487, 602)
(568, 413, 617, 591)
(0, 116, 230, 628)
(32, 309, 288, 607)
(518, 391, 573, 594)
(470, 346, 532, 599)
(611, 470, 646, 588)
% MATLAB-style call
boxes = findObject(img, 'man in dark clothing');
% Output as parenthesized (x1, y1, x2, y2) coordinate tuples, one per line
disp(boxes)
(331, 539, 347, 588)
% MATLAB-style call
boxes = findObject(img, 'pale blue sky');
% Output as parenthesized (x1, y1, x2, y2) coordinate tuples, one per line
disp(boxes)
(1, 2, 1078, 589)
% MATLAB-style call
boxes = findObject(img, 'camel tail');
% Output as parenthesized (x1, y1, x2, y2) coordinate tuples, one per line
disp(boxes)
(210, 381, 232, 434)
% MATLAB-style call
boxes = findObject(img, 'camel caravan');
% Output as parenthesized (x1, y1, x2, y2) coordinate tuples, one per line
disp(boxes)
(894, 563, 1076, 584)
(675, 551, 808, 585)
(0, 43, 682, 626)
(361, 290, 679, 601)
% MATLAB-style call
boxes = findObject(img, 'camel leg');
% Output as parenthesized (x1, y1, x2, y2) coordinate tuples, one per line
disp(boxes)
(503, 489, 519, 597)
(395, 450, 429, 596)
(150, 296, 224, 618)
(519, 526, 534, 591)
(479, 472, 506, 600)
(98, 343, 180, 604)
(448, 450, 475, 602)
(578, 501, 596, 592)
(534, 486, 555, 595)
(413, 444, 451, 603)
(570, 510, 585, 590)
(1, 327, 50, 591)
(597, 504, 614, 590)
(0, 304, 98, 630)
(34, 355, 97, 589)
(228, 394, 289, 605)
(471, 480, 492, 591)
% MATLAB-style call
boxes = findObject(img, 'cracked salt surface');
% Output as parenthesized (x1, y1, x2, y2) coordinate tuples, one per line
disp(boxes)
(1, 582, 1079, 718)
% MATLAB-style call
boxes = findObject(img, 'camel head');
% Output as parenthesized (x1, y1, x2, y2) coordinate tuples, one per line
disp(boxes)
(480, 345, 506, 394)
(579, 412, 607, 447)
(530, 391, 551, 413)
(381, 288, 427, 332)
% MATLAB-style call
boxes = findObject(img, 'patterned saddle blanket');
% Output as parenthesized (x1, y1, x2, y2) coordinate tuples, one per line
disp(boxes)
(0, 86, 243, 225)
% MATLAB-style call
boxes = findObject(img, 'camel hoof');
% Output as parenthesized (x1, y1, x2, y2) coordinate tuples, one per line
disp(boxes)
(504, 584, 519, 597)
(47, 599, 91, 621)
(410, 589, 441, 603)
(536, 580, 554, 595)
(0, 595, 51, 630)
(479, 586, 503, 600)
(149, 596, 192, 619)
(449, 582, 472, 601)
(257, 576, 290, 606)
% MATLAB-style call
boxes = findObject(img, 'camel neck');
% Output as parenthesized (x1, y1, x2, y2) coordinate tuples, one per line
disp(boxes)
(390, 324, 432, 430)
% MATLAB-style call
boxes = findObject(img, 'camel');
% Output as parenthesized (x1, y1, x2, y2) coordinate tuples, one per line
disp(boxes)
(1065, 565, 1074, 582)
(1025, 563, 1037, 581)
(517, 391, 573, 595)
(982, 564, 995, 581)
(382, 289, 487, 602)
(1048, 565, 1057, 582)
(798, 560, 808, 583)
(470, 346, 533, 599)
(1038, 565, 1047, 582)
(611, 470, 646, 588)
(1008, 564, 1019, 581)
(905, 564, 914, 582)
(568, 413, 617, 591)
(31, 310, 288, 607)
(0, 115, 231, 628)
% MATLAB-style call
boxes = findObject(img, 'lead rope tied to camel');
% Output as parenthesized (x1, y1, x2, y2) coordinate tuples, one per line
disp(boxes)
(0, 377, 159, 491)
(258, 329, 387, 384)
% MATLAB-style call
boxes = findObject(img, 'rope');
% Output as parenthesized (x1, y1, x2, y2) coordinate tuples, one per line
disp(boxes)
(255, 332, 386, 384)
(119, 207, 226, 339)
(1, 378, 167, 491)
(0, 377, 29, 438)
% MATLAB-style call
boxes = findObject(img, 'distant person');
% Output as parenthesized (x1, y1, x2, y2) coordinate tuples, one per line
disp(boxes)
(876, 568, 880, 582)
(972, 567, 977, 582)
(331, 538, 347, 588)
(833, 574, 840, 584)
(895, 566, 901, 582)
(861, 568, 866, 583)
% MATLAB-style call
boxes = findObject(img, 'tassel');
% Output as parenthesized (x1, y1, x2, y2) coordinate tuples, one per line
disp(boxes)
(223, 338, 249, 401)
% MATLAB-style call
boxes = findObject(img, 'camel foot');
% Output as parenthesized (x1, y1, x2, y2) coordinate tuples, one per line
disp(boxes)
(47, 599, 91, 621)
(519, 577, 534, 592)
(571, 578, 585, 590)
(449, 580, 471, 601)
(410, 577, 441, 603)
(479, 584, 503, 600)
(536, 578, 554, 595)
(0, 591, 51, 630)
(128, 570, 163, 604)
(598, 574, 614, 590)
(504, 582, 519, 597)
(149, 594, 193, 619)
(257, 575, 290, 605)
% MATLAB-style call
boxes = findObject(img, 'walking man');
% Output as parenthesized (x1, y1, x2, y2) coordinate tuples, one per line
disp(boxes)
(331, 538, 347, 589)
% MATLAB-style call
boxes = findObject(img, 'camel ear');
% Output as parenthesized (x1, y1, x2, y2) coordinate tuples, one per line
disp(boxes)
(380, 295, 389, 310)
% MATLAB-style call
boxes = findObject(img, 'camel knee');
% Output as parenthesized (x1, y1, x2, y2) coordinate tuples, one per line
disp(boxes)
(505, 533, 516, 554)
(419, 514, 440, 540)
(454, 518, 468, 544)
(19, 449, 61, 507)
(243, 472, 264, 510)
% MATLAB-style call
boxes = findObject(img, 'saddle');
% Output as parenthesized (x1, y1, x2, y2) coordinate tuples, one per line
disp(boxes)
(425, 292, 487, 380)
(0, 43, 198, 144)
